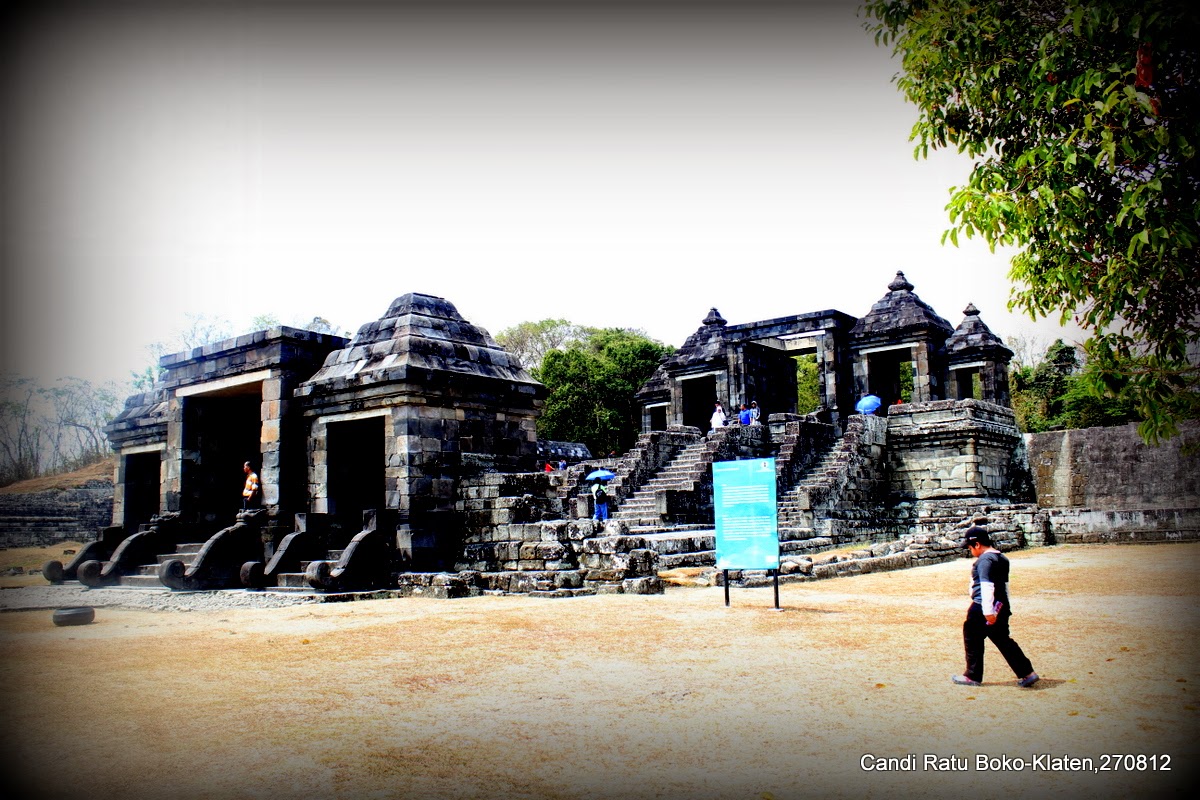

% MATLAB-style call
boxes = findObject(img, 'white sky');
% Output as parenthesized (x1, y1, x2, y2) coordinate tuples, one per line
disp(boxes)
(1, 0, 1084, 388)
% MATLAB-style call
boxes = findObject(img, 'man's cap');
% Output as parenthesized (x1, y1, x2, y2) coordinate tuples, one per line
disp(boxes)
(962, 526, 992, 548)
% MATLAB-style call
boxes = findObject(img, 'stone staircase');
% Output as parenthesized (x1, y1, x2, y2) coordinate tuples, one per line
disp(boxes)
(116, 541, 205, 588)
(776, 443, 845, 542)
(0, 514, 88, 547)
(272, 548, 346, 592)
(776, 414, 897, 551)
(610, 437, 714, 528)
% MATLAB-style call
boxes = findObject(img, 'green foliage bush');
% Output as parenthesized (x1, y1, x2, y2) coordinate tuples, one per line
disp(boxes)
(530, 328, 672, 456)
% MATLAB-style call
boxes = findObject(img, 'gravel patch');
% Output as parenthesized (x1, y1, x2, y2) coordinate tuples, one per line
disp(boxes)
(0, 584, 321, 613)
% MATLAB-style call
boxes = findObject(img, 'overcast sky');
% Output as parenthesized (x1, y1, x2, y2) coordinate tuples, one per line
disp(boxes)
(1, 0, 1084, 388)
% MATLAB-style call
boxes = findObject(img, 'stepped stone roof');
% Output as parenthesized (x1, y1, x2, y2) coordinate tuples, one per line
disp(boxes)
(665, 307, 728, 369)
(104, 389, 170, 448)
(636, 308, 728, 399)
(297, 293, 538, 396)
(944, 303, 1013, 363)
(850, 271, 954, 343)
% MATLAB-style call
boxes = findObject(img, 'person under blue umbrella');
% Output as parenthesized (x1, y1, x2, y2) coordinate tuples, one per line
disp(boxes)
(855, 393, 883, 415)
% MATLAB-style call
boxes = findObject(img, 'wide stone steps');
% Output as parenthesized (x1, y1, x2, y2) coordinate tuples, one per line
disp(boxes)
(776, 447, 851, 527)
(610, 441, 713, 524)
(272, 549, 346, 591)
(115, 542, 205, 588)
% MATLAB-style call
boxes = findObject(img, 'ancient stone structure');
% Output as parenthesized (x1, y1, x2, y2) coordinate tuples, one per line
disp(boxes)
(29, 272, 1193, 597)
(636, 272, 1012, 435)
(104, 329, 347, 539)
(293, 293, 545, 572)
(636, 307, 858, 432)
(944, 303, 1013, 405)
(849, 271, 955, 404)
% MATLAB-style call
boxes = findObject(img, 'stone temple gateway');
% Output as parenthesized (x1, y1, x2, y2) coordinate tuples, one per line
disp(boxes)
(48, 274, 1055, 596)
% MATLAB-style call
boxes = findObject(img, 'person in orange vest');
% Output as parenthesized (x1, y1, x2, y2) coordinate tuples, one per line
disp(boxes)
(242, 462, 261, 509)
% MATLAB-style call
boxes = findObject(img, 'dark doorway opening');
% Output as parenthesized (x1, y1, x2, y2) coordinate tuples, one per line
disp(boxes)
(681, 375, 718, 431)
(123, 451, 161, 532)
(742, 342, 799, 420)
(181, 391, 262, 533)
(326, 416, 386, 545)
(647, 405, 668, 431)
(867, 348, 914, 405)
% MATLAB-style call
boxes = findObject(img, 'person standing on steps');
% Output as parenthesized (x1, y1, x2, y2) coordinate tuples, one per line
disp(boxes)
(710, 402, 727, 431)
(591, 479, 609, 521)
(242, 462, 261, 510)
(953, 526, 1040, 688)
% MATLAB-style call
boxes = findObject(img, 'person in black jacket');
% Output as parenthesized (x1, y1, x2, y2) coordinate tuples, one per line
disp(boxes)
(952, 527, 1040, 688)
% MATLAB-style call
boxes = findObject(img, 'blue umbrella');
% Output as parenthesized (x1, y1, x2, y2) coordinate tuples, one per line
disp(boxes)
(855, 394, 883, 415)
(586, 469, 616, 481)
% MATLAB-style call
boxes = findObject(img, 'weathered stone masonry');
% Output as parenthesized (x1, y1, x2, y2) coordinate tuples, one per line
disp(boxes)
(16, 273, 1197, 596)
(1026, 421, 1200, 543)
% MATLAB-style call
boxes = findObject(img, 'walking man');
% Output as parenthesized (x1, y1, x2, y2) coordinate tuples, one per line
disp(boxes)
(953, 526, 1039, 688)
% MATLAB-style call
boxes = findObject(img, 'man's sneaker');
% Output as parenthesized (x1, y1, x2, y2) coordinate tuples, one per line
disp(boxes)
(952, 674, 981, 686)
(1017, 672, 1040, 688)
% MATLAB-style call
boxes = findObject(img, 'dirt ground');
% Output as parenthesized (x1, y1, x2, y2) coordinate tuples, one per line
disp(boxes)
(1, 543, 1197, 800)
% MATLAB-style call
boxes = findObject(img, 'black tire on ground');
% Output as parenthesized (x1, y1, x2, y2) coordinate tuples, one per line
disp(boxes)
(52, 606, 95, 627)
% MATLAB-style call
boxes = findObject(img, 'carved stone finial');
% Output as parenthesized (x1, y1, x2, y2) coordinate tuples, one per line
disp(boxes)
(702, 308, 727, 326)
(963, 302, 980, 316)
(888, 271, 914, 292)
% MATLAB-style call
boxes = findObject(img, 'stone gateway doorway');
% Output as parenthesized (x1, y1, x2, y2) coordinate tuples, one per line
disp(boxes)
(122, 451, 161, 532)
(325, 416, 386, 540)
(180, 390, 262, 532)
(680, 374, 718, 431)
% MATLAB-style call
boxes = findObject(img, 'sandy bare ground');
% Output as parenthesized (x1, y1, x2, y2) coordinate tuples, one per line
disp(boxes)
(1, 543, 1197, 800)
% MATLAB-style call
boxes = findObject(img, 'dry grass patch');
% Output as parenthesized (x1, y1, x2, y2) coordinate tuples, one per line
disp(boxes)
(0, 544, 1197, 800)
(0, 542, 87, 588)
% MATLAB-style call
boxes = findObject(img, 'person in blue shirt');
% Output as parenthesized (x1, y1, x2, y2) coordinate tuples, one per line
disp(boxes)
(738, 404, 753, 425)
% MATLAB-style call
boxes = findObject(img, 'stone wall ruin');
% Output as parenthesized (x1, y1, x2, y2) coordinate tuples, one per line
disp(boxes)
(16, 273, 1192, 595)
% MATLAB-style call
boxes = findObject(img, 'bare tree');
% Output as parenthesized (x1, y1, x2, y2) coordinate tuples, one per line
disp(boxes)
(0, 376, 47, 485)
(495, 319, 591, 371)
(1004, 333, 1050, 371)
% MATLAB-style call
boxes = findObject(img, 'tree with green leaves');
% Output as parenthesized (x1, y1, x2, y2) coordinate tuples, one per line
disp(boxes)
(863, 0, 1199, 443)
(532, 327, 672, 456)
(495, 319, 590, 372)
(795, 354, 821, 414)
(1010, 338, 1135, 431)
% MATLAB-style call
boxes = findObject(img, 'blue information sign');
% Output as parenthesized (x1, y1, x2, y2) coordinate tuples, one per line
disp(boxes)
(712, 457, 779, 570)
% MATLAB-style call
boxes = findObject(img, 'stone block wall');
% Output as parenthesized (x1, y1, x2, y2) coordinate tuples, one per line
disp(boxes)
(0, 482, 114, 548)
(887, 400, 1024, 500)
(1026, 421, 1199, 510)
(1044, 508, 1199, 544)
(1026, 421, 1200, 543)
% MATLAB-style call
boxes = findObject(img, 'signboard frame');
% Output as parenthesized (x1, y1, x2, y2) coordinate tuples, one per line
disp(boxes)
(712, 457, 781, 608)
